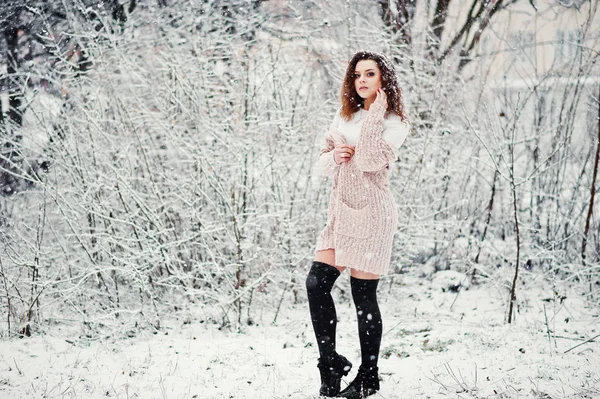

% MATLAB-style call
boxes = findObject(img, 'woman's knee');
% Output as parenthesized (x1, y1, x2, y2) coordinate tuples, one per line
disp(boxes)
(350, 268, 380, 280)
(305, 267, 320, 292)
(306, 260, 342, 294)
(314, 249, 346, 274)
(315, 248, 336, 265)
(350, 276, 380, 305)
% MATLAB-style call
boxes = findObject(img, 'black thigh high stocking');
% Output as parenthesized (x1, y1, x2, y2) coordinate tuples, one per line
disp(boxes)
(306, 261, 341, 358)
(350, 277, 382, 369)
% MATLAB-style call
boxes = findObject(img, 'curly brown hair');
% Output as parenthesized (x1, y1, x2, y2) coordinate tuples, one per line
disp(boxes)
(340, 51, 407, 122)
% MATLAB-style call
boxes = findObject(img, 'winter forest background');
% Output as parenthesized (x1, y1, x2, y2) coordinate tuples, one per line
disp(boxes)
(0, 0, 599, 398)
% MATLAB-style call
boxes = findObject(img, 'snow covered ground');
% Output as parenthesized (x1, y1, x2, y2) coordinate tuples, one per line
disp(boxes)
(0, 271, 598, 399)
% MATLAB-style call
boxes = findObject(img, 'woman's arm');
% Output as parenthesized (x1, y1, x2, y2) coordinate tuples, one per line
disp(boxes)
(383, 117, 410, 149)
(316, 130, 341, 177)
(353, 99, 401, 173)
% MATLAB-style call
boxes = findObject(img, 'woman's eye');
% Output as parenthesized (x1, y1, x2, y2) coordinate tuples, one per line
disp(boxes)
(367, 72, 375, 77)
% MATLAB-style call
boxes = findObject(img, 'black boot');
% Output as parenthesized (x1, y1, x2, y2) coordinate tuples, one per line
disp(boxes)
(338, 277, 382, 398)
(337, 365, 380, 398)
(350, 277, 382, 370)
(317, 352, 353, 397)
(306, 261, 341, 357)
(306, 261, 352, 396)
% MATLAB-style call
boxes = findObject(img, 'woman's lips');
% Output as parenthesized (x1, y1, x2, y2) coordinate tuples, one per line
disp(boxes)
(359, 86, 368, 91)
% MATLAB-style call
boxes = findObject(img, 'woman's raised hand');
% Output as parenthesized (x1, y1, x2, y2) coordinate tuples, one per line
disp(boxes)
(374, 88, 388, 109)
(334, 144, 356, 164)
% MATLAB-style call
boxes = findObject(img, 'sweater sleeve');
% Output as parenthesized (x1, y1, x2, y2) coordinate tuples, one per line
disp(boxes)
(382, 115, 410, 149)
(316, 126, 341, 177)
(353, 102, 399, 172)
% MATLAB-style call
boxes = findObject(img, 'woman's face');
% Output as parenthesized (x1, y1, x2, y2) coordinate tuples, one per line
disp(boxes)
(354, 59, 382, 101)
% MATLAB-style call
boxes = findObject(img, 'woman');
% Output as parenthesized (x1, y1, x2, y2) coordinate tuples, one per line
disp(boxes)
(305, 51, 410, 398)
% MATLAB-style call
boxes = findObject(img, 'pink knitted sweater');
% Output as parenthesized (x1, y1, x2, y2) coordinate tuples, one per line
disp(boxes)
(315, 101, 408, 275)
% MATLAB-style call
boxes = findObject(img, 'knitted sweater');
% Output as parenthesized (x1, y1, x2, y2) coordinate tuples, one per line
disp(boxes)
(314, 102, 410, 275)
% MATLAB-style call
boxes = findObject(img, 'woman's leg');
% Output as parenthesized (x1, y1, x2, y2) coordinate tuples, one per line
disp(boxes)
(314, 248, 345, 274)
(349, 270, 382, 370)
(338, 269, 382, 398)
(306, 250, 352, 396)
(306, 249, 345, 358)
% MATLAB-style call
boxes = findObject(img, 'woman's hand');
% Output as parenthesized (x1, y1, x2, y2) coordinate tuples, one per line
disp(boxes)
(373, 88, 388, 109)
(334, 144, 356, 164)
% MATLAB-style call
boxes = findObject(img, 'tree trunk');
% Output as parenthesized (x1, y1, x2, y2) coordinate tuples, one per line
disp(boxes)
(437, 0, 482, 64)
(5, 20, 23, 127)
(379, 0, 417, 48)
(582, 87, 600, 280)
(507, 177, 520, 324)
(508, 113, 520, 324)
(458, 0, 506, 71)
(474, 169, 498, 267)
(396, 0, 417, 46)
(378, 0, 394, 30)
(428, 0, 452, 55)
